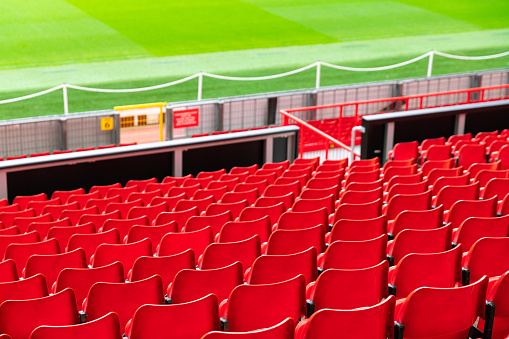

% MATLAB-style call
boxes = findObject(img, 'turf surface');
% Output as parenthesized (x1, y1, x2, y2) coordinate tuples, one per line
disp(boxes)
(0, 0, 508, 119)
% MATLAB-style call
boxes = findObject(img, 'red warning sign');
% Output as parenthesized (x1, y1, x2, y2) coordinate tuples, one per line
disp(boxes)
(173, 108, 199, 128)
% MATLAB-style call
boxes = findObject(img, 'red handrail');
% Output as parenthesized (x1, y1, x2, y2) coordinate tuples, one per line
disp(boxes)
(284, 84, 509, 113)
(280, 84, 509, 159)
(280, 109, 360, 158)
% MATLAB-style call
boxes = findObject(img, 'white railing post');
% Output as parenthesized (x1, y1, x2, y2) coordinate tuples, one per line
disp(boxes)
(427, 51, 434, 78)
(197, 72, 203, 101)
(62, 84, 69, 115)
(350, 126, 365, 164)
(315, 62, 321, 89)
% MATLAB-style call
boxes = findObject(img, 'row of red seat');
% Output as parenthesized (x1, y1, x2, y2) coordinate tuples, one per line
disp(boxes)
(0, 143, 137, 161)
(0, 155, 507, 338)
(0, 244, 506, 338)
(388, 129, 509, 168)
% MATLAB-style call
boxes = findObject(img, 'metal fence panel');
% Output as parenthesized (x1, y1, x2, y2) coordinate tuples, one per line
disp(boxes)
(276, 94, 310, 125)
(223, 98, 268, 131)
(480, 70, 509, 87)
(401, 75, 471, 96)
(66, 113, 117, 150)
(0, 119, 61, 158)
(316, 83, 394, 106)
(171, 102, 218, 138)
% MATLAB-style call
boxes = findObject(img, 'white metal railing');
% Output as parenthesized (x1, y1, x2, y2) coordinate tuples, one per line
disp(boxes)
(1, 50, 508, 115)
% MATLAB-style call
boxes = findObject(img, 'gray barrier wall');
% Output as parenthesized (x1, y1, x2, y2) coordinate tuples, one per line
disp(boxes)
(0, 111, 118, 158)
(1, 69, 507, 158)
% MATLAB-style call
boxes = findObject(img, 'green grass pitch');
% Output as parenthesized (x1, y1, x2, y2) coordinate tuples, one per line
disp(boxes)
(0, 0, 508, 119)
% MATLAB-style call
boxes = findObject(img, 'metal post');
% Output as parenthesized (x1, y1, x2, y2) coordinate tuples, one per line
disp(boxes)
(62, 84, 69, 115)
(350, 126, 365, 164)
(427, 51, 434, 78)
(197, 72, 203, 101)
(315, 62, 321, 89)
(166, 107, 173, 141)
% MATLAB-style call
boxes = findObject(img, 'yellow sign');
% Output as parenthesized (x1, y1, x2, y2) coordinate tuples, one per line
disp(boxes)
(101, 117, 114, 131)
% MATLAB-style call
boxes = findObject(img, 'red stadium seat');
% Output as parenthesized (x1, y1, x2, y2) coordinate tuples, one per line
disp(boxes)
(67, 229, 121, 263)
(67, 191, 101, 209)
(292, 194, 335, 216)
(184, 210, 233, 234)
(127, 190, 163, 206)
(0, 208, 36, 227)
(332, 198, 382, 224)
(41, 201, 79, 220)
(383, 190, 432, 221)
(154, 207, 199, 230)
(157, 226, 213, 265)
(51, 188, 86, 204)
(478, 270, 509, 339)
(126, 294, 220, 339)
(295, 296, 395, 339)
(0, 259, 18, 282)
(202, 317, 294, 339)
(433, 182, 479, 211)
(27, 218, 72, 239)
(193, 187, 227, 203)
(217, 216, 271, 243)
(167, 261, 243, 305)
(83, 275, 164, 330)
(12, 193, 47, 210)
(29, 312, 122, 339)
(388, 245, 463, 301)
(87, 195, 123, 214)
(125, 222, 178, 253)
(453, 215, 509, 251)
(389, 205, 443, 237)
(5, 238, 60, 277)
(106, 186, 139, 202)
(205, 200, 249, 220)
(24, 248, 88, 290)
(246, 247, 317, 285)
(125, 177, 158, 192)
(239, 202, 285, 227)
(59, 206, 99, 225)
(128, 249, 194, 289)
(78, 210, 122, 230)
(329, 215, 387, 243)
(200, 235, 261, 271)
(446, 195, 497, 227)
(127, 203, 169, 225)
(395, 276, 491, 339)
(101, 216, 150, 241)
(12, 214, 52, 233)
(388, 224, 452, 265)
(0, 232, 40, 260)
(462, 237, 509, 283)
(388, 140, 418, 161)
(0, 274, 48, 305)
(175, 196, 215, 214)
(266, 225, 325, 256)
(254, 192, 294, 210)
(0, 289, 79, 339)
(276, 208, 328, 233)
(54, 261, 124, 306)
(222, 275, 306, 332)
(91, 238, 152, 279)
(319, 234, 387, 270)
(89, 183, 122, 198)
(306, 261, 388, 311)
